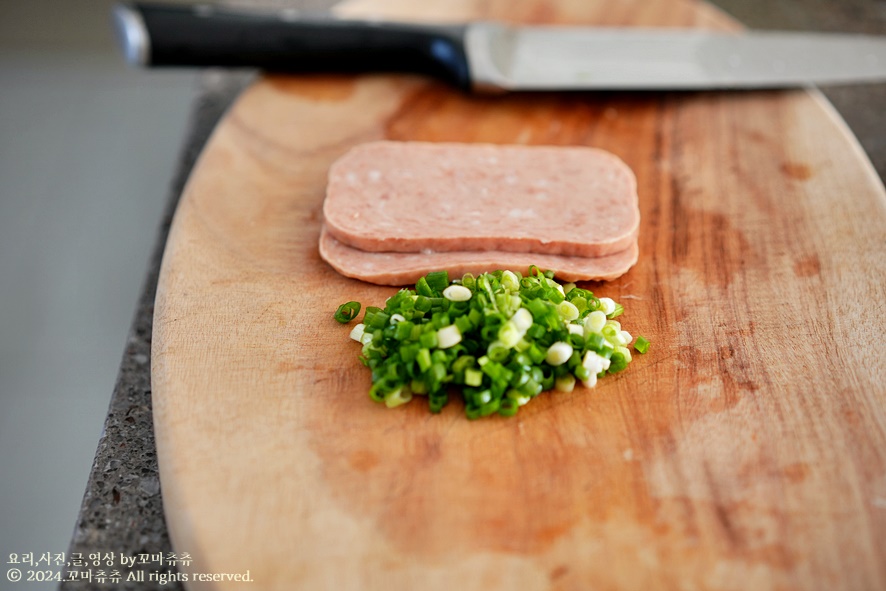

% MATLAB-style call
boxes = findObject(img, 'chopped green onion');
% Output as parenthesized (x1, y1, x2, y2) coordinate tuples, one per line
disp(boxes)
(334, 301, 361, 323)
(443, 284, 472, 302)
(416, 348, 432, 372)
(615, 346, 632, 364)
(335, 269, 646, 418)
(608, 351, 629, 373)
(545, 342, 573, 366)
(598, 297, 617, 316)
(348, 323, 366, 342)
(498, 397, 519, 417)
(384, 387, 412, 408)
(437, 325, 462, 349)
(419, 331, 438, 349)
(465, 368, 483, 387)
(501, 270, 520, 291)
(555, 374, 576, 393)
(429, 393, 448, 413)
(618, 330, 633, 346)
(557, 300, 580, 322)
(364, 308, 389, 329)
(425, 270, 449, 292)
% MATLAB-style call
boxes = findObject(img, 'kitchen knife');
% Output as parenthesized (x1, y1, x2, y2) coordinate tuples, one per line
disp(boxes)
(113, 2, 886, 92)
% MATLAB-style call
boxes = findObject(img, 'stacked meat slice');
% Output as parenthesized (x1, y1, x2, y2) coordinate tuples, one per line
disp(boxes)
(319, 141, 639, 285)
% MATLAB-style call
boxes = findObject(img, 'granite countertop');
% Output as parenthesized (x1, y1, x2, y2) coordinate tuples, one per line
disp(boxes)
(62, 1, 885, 589)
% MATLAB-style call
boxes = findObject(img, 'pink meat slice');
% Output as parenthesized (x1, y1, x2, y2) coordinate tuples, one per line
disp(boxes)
(322, 141, 639, 258)
(318, 225, 638, 286)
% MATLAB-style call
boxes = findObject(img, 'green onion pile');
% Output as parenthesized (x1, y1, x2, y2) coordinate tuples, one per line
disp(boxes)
(335, 267, 648, 419)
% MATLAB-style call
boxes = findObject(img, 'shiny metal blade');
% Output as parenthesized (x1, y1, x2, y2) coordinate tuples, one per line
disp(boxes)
(464, 24, 886, 91)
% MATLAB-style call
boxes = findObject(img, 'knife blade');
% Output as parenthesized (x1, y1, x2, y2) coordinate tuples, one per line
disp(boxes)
(113, 2, 886, 92)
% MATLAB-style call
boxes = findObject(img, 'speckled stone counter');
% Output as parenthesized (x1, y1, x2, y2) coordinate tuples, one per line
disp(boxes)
(62, 2, 885, 589)
(58, 70, 255, 591)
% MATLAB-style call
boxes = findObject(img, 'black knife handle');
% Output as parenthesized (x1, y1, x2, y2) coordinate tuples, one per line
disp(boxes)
(113, 2, 471, 90)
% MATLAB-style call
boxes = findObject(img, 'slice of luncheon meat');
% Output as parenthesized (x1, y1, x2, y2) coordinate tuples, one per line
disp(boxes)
(318, 226, 638, 286)
(322, 141, 639, 258)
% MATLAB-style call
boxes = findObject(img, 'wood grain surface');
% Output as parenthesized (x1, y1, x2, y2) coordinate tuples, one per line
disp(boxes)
(151, 0, 886, 589)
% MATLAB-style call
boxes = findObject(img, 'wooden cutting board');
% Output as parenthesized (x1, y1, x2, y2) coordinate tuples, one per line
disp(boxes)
(151, 0, 886, 589)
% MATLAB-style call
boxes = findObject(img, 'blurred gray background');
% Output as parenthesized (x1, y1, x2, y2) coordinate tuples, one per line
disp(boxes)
(0, 0, 197, 586)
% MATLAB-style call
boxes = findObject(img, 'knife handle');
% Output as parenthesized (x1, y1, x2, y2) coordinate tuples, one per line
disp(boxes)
(113, 2, 471, 90)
